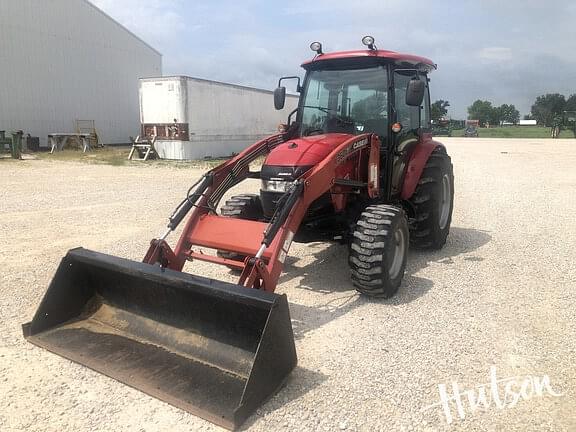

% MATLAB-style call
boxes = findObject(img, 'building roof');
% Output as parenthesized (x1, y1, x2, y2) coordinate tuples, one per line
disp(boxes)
(140, 75, 299, 97)
(302, 49, 436, 71)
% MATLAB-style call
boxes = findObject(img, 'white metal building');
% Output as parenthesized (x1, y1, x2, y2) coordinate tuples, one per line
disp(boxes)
(0, 0, 161, 147)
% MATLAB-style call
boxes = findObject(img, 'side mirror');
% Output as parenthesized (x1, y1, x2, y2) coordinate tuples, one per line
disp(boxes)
(405, 78, 425, 106)
(274, 87, 286, 110)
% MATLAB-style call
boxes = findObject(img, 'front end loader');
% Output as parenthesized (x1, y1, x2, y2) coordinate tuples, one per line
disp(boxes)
(24, 36, 454, 430)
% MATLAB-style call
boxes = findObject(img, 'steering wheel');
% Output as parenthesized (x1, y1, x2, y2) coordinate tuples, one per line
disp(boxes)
(303, 127, 325, 136)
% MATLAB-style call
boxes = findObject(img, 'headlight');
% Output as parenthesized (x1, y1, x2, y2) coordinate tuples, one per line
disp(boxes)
(261, 179, 293, 193)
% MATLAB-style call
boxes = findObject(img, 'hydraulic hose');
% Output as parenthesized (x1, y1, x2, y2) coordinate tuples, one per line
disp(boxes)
(167, 174, 213, 230)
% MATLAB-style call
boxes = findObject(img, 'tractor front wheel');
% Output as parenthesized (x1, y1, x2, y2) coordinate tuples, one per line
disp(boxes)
(409, 148, 454, 249)
(349, 205, 409, 298)
(217, 194, 263, 264)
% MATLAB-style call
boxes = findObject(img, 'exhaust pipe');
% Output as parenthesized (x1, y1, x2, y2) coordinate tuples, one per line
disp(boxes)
(23, 248, 297, 430)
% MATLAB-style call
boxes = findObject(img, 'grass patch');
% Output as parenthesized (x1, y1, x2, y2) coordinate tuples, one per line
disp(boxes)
(35, 147, 226, 169)
(35, 147, 130, 165)
(450, 126, 576, 139)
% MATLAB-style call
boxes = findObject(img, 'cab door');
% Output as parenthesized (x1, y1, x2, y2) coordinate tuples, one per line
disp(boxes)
(390, 71, 431, 198)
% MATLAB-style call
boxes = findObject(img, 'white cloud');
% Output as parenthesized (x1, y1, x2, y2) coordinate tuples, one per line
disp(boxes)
(89, 0, 186, 47)
(281, 0, 404, 15)
(477, 47, 513, 62)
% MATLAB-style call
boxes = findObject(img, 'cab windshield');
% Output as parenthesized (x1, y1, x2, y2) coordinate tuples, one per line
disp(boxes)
(299, 66, 389, 138)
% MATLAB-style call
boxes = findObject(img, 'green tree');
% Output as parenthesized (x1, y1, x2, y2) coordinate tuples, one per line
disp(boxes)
(467, 100, 493, 127)
(431, 100, 450, 122)
(351, 93, 387, 120)
(530, 93, 566, 126)
(499, 104, 520, 124)
(489, 105, 504, 126)
(565, 94, 576, 112)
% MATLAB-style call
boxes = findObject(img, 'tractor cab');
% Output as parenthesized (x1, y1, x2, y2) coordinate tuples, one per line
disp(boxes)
(275, 39, 434, 142)
(271, 37, 436, 203)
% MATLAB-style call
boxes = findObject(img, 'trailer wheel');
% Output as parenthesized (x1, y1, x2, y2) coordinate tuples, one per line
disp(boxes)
(217, 194, 263, 264)
(408, 147, 454, 249)
(349, 205, 409, 298)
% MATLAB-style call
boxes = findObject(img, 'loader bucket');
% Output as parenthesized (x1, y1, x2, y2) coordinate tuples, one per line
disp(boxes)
(22, 248, 297, 430)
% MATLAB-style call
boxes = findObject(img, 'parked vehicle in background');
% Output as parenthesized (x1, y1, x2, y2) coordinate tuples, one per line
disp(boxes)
(139, 76, 299, 160)
(465, 119, 479, 137)
(432, 118, 452, 136)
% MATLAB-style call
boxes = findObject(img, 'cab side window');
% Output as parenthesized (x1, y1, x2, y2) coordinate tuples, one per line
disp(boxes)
(395, 71, 431, 131)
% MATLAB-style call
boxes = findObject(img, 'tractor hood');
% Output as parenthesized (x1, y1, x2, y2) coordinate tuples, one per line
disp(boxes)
(260, 133, 354, 218)
(264, 133, 353, 169)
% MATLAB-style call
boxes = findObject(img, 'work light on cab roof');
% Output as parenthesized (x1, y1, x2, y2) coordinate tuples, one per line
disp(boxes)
(361, 35, 376, 50)
(310, 41, 323, 54)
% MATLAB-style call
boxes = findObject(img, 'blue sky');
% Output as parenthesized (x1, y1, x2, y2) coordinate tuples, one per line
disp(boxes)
(91, 0, 576, 118)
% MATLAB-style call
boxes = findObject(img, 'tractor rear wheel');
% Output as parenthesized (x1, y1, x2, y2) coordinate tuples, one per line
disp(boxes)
(409, 147, 454, 249)
(218, 194, 263, 263)
(349, 205, 409, 298)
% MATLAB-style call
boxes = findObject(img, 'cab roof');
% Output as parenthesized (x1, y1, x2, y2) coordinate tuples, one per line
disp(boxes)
(302, 49, 436, 72)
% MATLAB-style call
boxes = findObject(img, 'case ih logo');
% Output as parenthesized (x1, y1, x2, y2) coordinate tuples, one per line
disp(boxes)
(352, 138, 368, 149)
(336, 138, 369, 164)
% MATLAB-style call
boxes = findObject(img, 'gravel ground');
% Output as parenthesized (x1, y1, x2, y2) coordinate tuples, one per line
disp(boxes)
(1, 137, 575, 431)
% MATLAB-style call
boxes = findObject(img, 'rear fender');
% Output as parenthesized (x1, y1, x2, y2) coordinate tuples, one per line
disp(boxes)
(400, 138, 445, 200)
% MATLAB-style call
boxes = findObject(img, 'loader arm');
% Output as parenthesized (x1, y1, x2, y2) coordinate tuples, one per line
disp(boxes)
(147, 132, 380, 292)
(143, 133, 285, 269)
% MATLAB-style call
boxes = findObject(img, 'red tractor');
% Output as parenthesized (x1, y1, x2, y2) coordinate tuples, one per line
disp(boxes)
(24, 37, 454, 430)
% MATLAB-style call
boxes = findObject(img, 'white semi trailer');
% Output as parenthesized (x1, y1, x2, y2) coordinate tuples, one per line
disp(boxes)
(139, 76, 299, 160)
